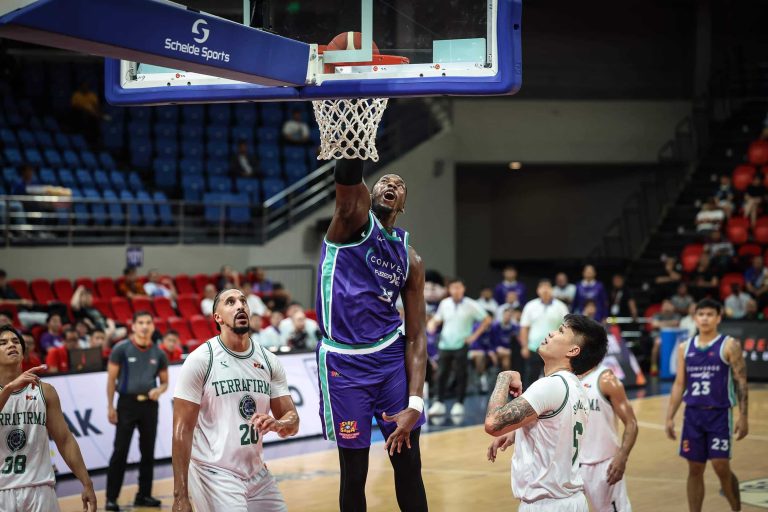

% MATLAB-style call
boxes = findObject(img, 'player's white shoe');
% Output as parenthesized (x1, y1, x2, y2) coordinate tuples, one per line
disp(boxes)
(480, 374, 489, 393)
(428, 400, 446, 416)
(450, 402, 465, 416)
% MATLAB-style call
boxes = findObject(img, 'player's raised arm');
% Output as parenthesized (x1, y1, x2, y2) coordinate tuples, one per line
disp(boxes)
(599, 370, 638, 485)
(327, 159, 371, 244)
(725, 337, 749, 440)
(665, 341, 688, 440)
(484, 371, 534, 436)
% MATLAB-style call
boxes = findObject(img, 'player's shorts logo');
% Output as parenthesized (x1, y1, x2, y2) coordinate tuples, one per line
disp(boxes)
(6, 429, 26, 452)
(339, 421, 360, 440)
(239, 394, 257, 420)
(682, 439, 690, 452)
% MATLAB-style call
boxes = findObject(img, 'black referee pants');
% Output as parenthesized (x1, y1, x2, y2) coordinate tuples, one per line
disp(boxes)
(106, 396, 159, 501)
(436, 346, 469, 404)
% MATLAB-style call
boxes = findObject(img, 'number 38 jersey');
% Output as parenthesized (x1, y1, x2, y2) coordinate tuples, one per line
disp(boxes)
(0, 383, 55, 490)
(683, 335, 735, 409)
(173, 337, 291, 480)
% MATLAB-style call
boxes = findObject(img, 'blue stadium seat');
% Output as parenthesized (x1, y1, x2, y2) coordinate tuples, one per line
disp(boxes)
(203, 193, 225, 223)
(206, 125, 228, 143)
(180, 124, 204, 142)
(128, 171, 144, 192)
(206, 159, 228, 175)
(53, 133, 71, 150)
(137, 190, 158, 225)
(153, 191, 174, 225)
(57, 168, 77, 189)
(231, 125, 254, 143)
(181, 141, 204, 159)
(231, 141, 255, 156)
(129, 139, 152, 168)
(70, 134, 88, 151)
(128, 121, 150, 139)
(262, 179, 286, 207)
(99, 151, 116, 170)
(103, 190, 124, 225)
(283, 146, 306, 163)
(102, 122, 124, 151)
(71, 189, 90, 225)
(153, 159, 177, 189)
(260, 104, 283, 127)
(2, 167, 19, 186)
(129, 107, 152, 123)
(120, 190, 141, 225)
(181, 173, 205, 191)
(179, 158, 204, 175)
(17, 130, 36, 147)
(310, 127, 321, 145)
(233, 104, 257, 125)
(207, 175, 232, 193)
(236, 177, 261, 204)
(208, 104, 231, 125)
(206, 141, 228, 160)
(156, 138, 179, 159)
(257, 127, 280, 144)
(182, 105, 205, 124)
(43, 148, 62, 167)
(38, 168, 57, 185)
(257, 143, 279, 162)
(4, 149, 22, 166)
(156, 105, 179, 123)
(285, 162, 308, 184)
(24, 148, 44, 166)
(103, 105, 125, 122)
(260, 158, 282, 178)
(34, 130, 54, 148)
(83, 188, 106, 225)
(76, 168, 95, 189)
(1, 129, 17, 147)
(63, 150, 82, 168)
(154, 123, 177, 139)
(93, 169, 111, 191)
(109, 170, 127, 190)
(80, 150, 98, 169)
(228, 193, 251, 224)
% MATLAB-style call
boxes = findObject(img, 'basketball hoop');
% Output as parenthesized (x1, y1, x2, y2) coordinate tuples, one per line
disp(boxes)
(312, 97, 388, 161)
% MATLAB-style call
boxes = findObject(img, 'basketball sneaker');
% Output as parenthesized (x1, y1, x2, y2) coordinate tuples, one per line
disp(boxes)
(450, 402, 465, 416)
(428, 400, 446, 416)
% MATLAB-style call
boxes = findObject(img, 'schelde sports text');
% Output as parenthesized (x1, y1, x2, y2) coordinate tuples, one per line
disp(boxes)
(163, 39, 231, 62)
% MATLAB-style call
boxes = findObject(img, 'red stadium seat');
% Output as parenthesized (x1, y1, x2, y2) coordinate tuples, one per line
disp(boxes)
(732, 165, 756, 191)
(131, 296, 155, 317)
(748, 140, 768, 166)
(74, 277, 94, 291)
(643, 303, 662, 332)
(738, 243, 762, 258)
(174, 274, 196, 295)
(726, 217, 750, 245)
(168, 317, 194, 345)
(0, 303, 21, 328)
(177, 294, 201, 318)
(30, 279, 55, 304)
(52, 278, 74, 303)
(153, 317, 167, 335)
(755, 216, 768, 244)
(110, 296, 133, 324)
(719, 273, 745, 300)
(186, 339, 205, 353)
(95, 277, 117, 300)
(192, 274, 211, 295)
(153, 297, 177, 319)
(681, 244, 704, 273)
(190, 315, 215, 342)
(305, 309, 318, 322)
(91, 298, 113, 320)
(7, 279, 32, 301)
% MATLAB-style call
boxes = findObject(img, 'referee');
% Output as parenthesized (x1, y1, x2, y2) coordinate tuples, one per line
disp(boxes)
(105, 310, 168, 511)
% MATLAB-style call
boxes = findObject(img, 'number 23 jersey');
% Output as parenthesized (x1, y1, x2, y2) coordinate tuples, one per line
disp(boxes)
(683, 335, 735, 409)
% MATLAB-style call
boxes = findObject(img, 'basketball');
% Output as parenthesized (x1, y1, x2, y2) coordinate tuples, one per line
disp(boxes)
(327, 31, 380, 54)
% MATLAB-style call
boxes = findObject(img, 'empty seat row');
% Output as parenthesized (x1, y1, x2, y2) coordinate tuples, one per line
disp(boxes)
(0, 128, 88, 151)
(2, 147, 114, 170)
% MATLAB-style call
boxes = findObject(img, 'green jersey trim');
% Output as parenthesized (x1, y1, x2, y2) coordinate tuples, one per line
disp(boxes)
(216, 336, 255, 359)
(538, 374, 570, 419)
(202, 341, 214, 386)
(324, 211, 376, 248)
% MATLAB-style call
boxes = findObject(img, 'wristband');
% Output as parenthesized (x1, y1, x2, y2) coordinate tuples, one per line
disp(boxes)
(408, 395, 424, 413)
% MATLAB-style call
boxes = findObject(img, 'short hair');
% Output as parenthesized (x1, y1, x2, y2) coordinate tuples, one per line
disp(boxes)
(132, 310, 153, 322)
(164, 329, 180, 338)
(0, 325, 25, 354)
(46, 312, 61, 324)
(695, 298, 722, 315)
(0, 269, 6, 278)
(211, 288, 242, 332)
(123, 266, 135, 275)
(91, 328, 105, 335)
(563, 314, 608, 375)
(63, 327, 78, 339)
(447, 278, 464, 287)
(537, 279, 552, 287)
(503, 265, 517, 272)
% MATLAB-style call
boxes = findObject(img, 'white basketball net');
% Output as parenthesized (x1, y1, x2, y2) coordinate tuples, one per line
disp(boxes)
(312, 98, 389, 161)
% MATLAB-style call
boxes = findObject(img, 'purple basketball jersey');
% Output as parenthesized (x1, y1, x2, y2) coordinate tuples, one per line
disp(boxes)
(316, 211, 409, 345)
(683, 335, 735, 409)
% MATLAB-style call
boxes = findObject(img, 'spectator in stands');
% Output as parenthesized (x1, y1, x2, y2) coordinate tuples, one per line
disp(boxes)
(0, 269, 32, 307)
(12, 164, 71, 198)
(705, 230, 735, 273)
(688, 253, 719, 299)
(0, 311, 11, 327)
(230, 139, 261, 178)
(70, 81, 104, 144)
(160, 330, 183, 363)
(493, 265, 526, 305)
(118, 266, 146, 299)
(655, 256, 682, 286)
(199, 284, 217, 317)
(553, 272, 576, 307)
(70, 285, 125, 342)
(248, 267, 274, 295)
(251, 312, 280, 349)
(650, 299, 681, 376)
(20, 333, 43, 372)
(476, 287, 498, 315)
(582, 300, 598, 320)
(724, 283, 752, 320)
(242, 284, 268, 317)
(492, 306, 521, 373)
(744, 174, 766, 227)
(89, 328, 110, 367)
(574, 264, 608, 321)
(39, 312, 64, 355)
(715, 176, 735, 218)
(495, 290, 521, 322)
(143, 269, 177, 301)
(278, 303, 318, 335)
(282, 109, 310, 145)
(424, 269, 447, 314)
(280, 310, 320, 351)
(216, 265, 240, 290)
(46, 327, 79, 373)
(745, 255, 768, 308)
(670, 283, 695, 316)
(695, 198, 725, 235)
(679, 303, 698, 338)
(743, 298, 762, 320)
(609, 274, 638, 320)
(74, 320, 91, 348)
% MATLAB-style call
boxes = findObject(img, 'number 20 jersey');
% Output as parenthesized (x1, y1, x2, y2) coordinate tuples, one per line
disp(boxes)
(683, 335, 736, 409)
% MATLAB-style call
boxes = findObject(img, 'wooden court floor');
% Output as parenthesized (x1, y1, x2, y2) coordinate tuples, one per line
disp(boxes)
(59, 386, 768, 511)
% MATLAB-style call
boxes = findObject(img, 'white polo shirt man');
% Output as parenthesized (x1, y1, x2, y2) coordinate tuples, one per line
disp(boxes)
(520, 297, 570, 352)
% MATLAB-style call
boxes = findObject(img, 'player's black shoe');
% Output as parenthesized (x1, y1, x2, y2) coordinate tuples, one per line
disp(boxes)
(134, 495, 162, 507)
(105, 501, 120, 511)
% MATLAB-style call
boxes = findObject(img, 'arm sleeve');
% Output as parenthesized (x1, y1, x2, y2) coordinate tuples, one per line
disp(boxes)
(334, 159, 364, 185)
(471, 300, 488, 322)
(267, 353, 291, 398)
(108, 342, 125, 364)
(519, 303, 533, 328)
(173, 346, 210, 405)
(520, 376, 568, 416)
(432, 300, 445, 323)
(157, 350, 169, 371)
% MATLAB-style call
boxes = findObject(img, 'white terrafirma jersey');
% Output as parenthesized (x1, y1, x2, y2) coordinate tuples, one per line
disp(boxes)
(0, 383, 54, 489)
(579, 365, 619, 465)
(512, 371, 589, 502)
(174, 337, 290, 479)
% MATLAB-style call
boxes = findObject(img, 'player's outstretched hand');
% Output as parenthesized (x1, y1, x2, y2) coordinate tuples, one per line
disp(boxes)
(81, 482, 97, 512)
(734, 415, 748, 441)
(4, 365, 45, 392)
(487, 433, 515, 462)
(173, 495, 194, 512)
(606, 454, 627, 485)
(382, 408, 420, 456)
(665, 418, 676, 440)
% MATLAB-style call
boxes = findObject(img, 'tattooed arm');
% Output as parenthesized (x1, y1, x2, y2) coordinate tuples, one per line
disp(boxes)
(726, 337, 749, 440)
(484, 371, 537, 436)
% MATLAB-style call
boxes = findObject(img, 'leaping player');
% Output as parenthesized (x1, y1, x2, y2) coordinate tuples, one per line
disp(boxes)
(665, 299, 749, 512)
